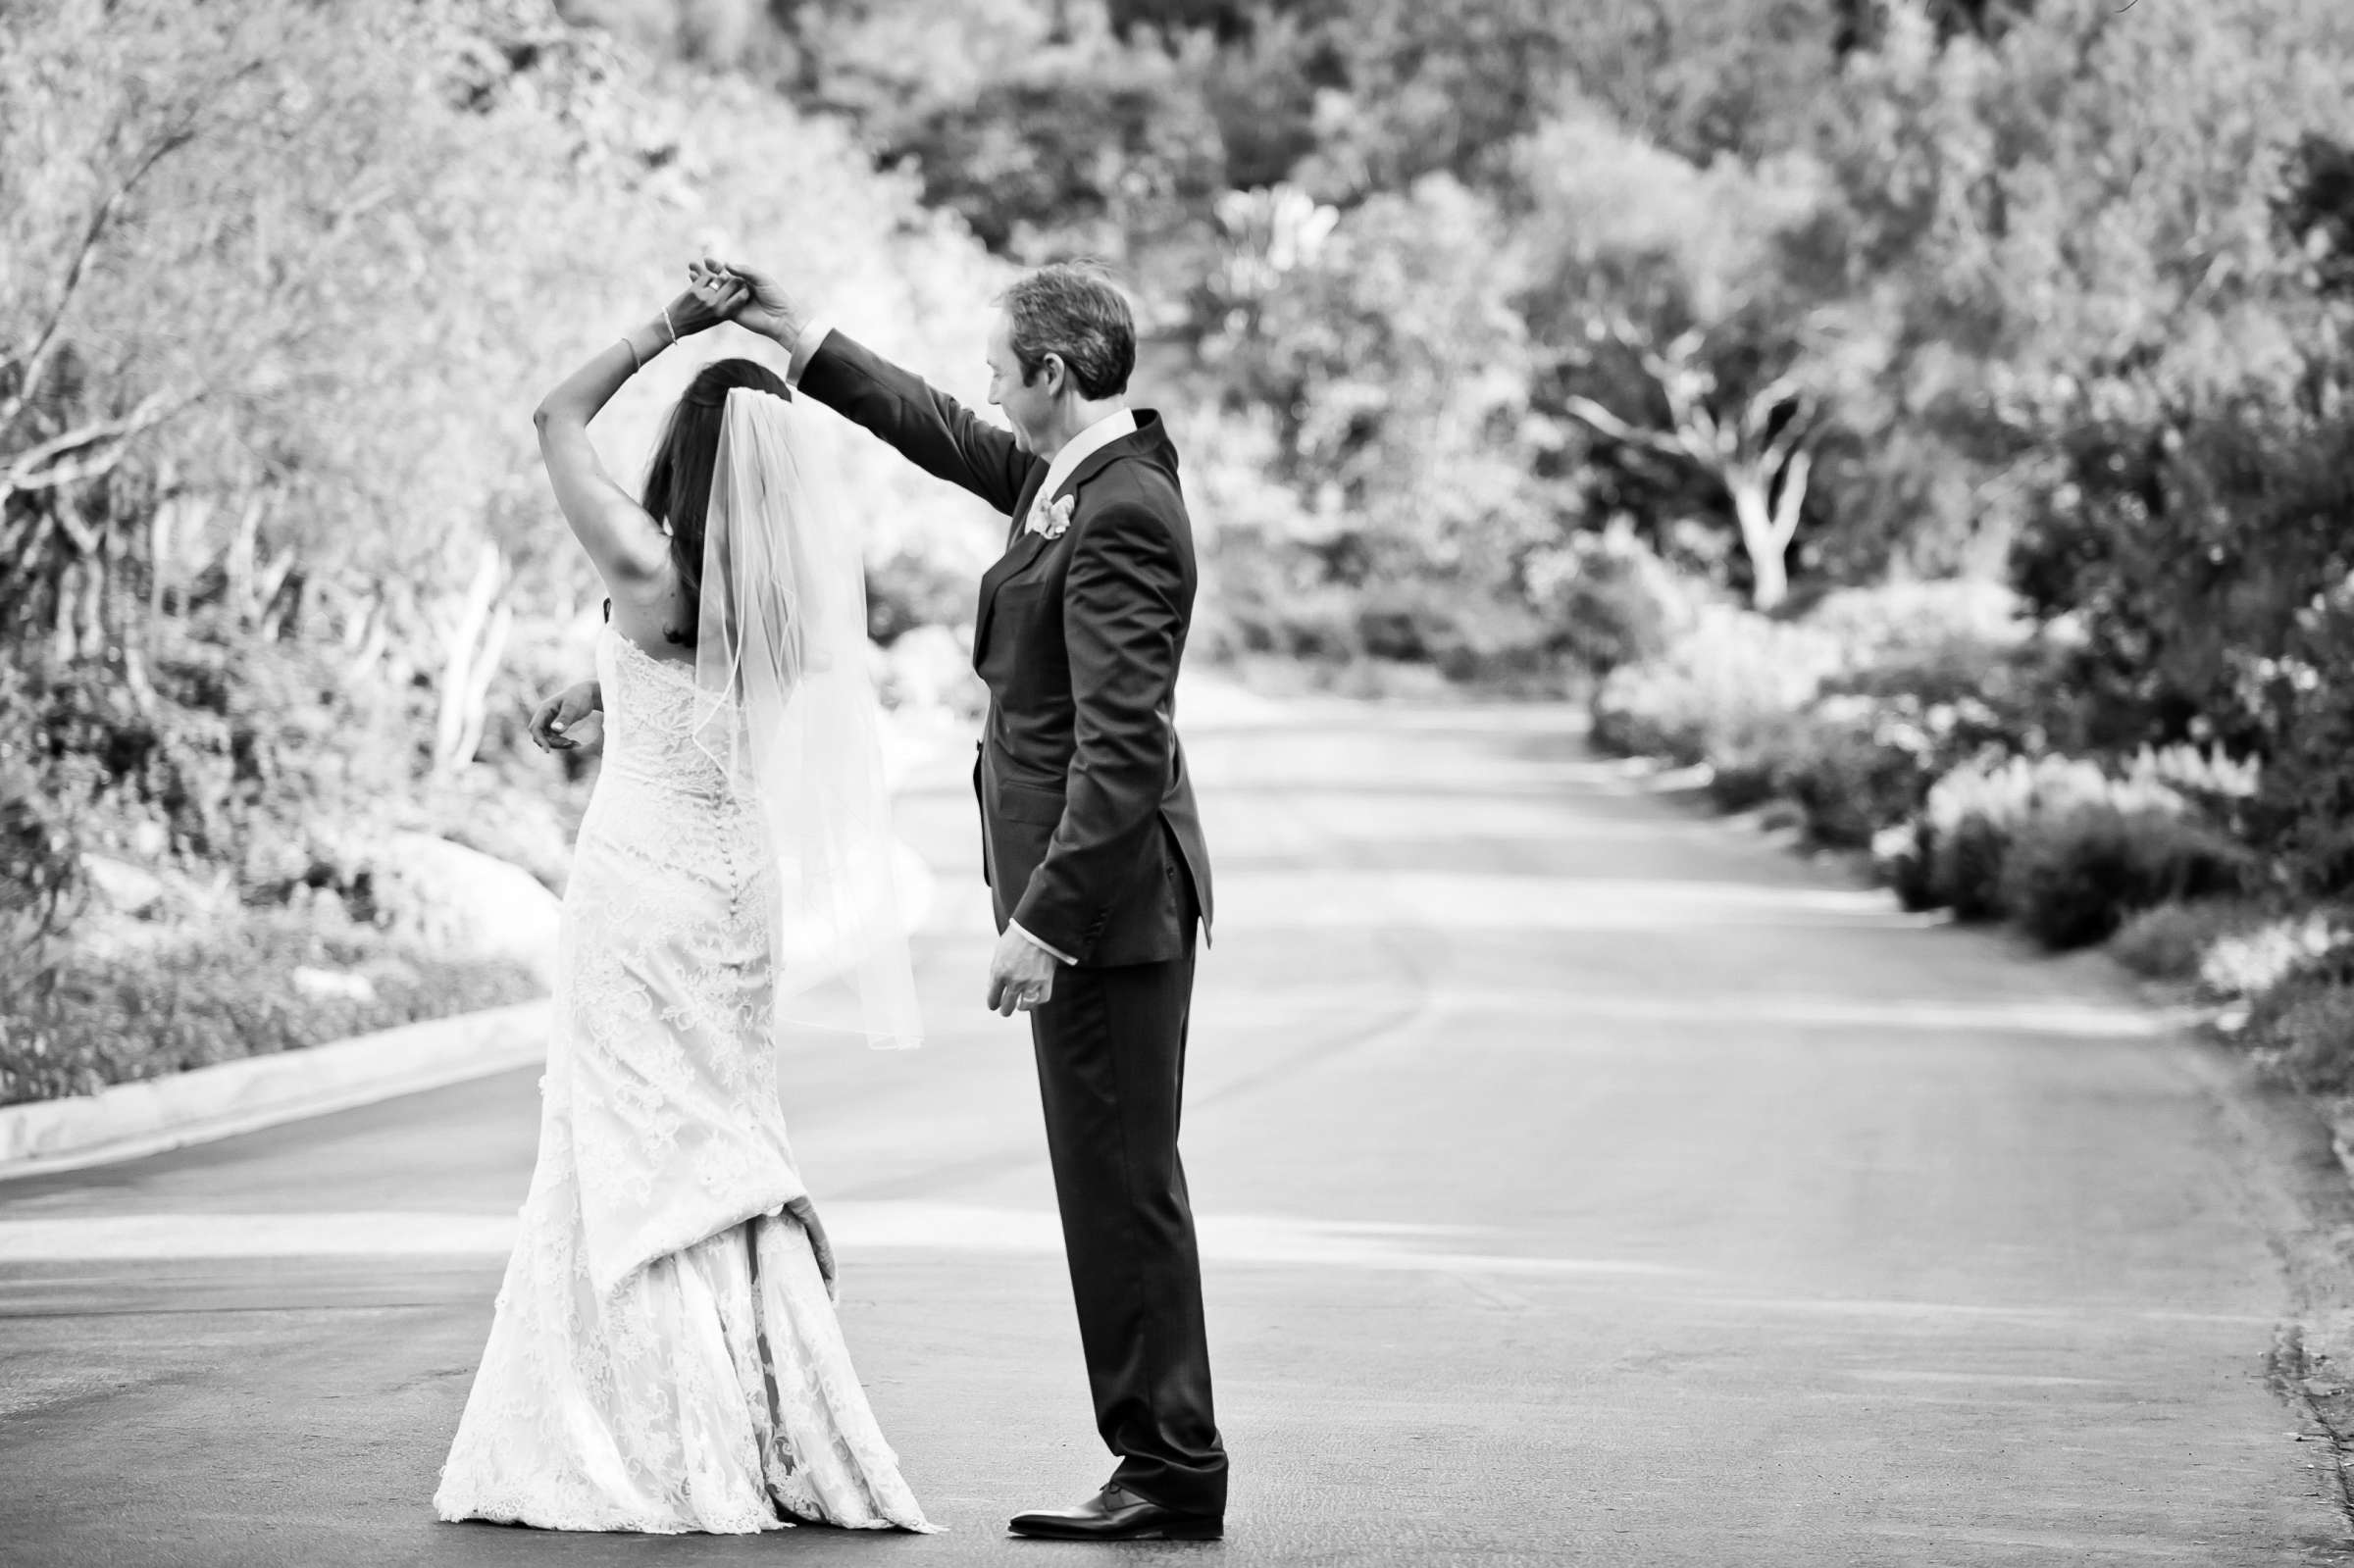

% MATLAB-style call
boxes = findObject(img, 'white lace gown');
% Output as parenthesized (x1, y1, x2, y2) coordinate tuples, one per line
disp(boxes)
(434, 628, 934, 1535)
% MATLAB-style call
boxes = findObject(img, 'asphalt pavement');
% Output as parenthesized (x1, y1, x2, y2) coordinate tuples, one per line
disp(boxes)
(4, 690, 2351, 1566)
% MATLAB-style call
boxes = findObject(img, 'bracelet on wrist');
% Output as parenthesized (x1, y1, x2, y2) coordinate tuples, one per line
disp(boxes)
(619, 335, 643, 374)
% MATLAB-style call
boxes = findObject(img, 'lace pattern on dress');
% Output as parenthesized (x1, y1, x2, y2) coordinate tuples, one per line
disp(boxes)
(432, 628, 934, 1535)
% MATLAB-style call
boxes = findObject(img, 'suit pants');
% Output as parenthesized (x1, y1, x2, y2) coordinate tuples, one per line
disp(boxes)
(1029, 937, 1227, 1517)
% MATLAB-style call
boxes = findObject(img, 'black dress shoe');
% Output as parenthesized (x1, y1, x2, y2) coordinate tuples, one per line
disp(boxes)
(1007, 1484, 1223, 1541)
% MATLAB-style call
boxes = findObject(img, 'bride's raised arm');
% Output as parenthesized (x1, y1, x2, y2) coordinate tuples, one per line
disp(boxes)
(531, 277, 745, 591)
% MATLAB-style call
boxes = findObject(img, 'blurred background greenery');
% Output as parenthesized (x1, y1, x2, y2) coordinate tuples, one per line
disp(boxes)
(6, 0, 2354, 1106)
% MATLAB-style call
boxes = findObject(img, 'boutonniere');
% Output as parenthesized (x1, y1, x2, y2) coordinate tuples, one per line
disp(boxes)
(1024, 494, 1076, 541)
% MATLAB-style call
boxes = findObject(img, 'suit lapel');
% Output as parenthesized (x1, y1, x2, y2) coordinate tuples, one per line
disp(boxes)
(977, 530, 1049, 632)
(974, 471, 1047, 665)
(972, 415, 1172, 669)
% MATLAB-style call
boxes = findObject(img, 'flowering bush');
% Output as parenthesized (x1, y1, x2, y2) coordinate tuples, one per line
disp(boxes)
(1875, 747, 2257, 944)
(2264, 986, 2354, 1096)
(1589, 603, 1844, 768)
(1910, 753, 2124, 919)
(2108, 899, 2274, 983)
(1803, 579, 2030, 670)
(1997, 804, 2254, 950)
(2199, 912, 2350, 1002)
(2238, 936, 2354, 1095)
(1771, 688, 2019, 848)
(1594, 582, 2045, 842)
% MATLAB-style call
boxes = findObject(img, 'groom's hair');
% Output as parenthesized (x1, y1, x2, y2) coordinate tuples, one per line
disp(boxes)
(641, 357, 793, 647)
(1002, 262, 1135, 400)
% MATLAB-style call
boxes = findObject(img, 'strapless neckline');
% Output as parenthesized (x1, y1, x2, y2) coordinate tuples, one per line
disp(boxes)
(603, 625, 698, 689)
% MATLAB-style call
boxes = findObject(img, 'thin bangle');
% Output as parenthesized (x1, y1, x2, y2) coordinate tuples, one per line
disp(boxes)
(619, 334, 642, 374)
(659, 305, 679, 345)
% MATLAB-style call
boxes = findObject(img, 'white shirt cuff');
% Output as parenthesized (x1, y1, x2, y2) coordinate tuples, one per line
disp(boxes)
(1009, 920, 1076, 966)
(785, 315, 835, 389)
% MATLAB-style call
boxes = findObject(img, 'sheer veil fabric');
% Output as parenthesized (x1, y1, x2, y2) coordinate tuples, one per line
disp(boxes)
(693, 387, 923, 1054)
(432, 387, 934, 1535)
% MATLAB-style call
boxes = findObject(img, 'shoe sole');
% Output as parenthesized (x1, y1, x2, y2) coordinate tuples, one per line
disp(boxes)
(1007, 1521, 1224, 1542)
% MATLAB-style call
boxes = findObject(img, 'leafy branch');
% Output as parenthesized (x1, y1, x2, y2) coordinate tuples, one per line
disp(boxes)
(0, 385, 206, 510)
(0, 122, 199, 438)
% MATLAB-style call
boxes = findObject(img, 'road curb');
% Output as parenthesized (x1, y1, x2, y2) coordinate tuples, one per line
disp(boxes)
(0, 824, 936, 1183)
(0, 1000, 552, 1183)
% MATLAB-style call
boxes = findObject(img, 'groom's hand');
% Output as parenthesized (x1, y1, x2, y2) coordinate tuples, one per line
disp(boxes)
(692, 255, 803, 347)
(987, 926, 1061, 1017)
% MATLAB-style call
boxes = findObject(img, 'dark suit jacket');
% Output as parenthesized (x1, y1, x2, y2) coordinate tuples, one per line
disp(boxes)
(797, 330, 1213, 968)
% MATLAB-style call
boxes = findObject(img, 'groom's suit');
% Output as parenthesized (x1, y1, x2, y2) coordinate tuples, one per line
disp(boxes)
(789, 327, 1228, 1518)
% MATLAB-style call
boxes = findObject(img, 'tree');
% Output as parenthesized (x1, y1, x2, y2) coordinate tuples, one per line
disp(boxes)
(1203, 173, 1560, 670)
(2, 0, 1013, 938)
(1517, 113, 1849, 608)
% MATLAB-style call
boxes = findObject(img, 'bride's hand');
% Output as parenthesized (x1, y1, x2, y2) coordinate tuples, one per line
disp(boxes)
(659, 273, 748, 340)
(530, 680, 603, 756)
(784, 1195, 838, 1301)
(691, 255, 800, 345)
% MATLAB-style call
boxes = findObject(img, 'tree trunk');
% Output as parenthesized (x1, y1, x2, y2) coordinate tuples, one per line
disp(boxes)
(433, 539, 509, 778)
(1725, 467, 1790, 611)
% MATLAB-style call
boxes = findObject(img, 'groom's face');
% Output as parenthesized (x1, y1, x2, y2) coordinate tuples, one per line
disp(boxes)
(987, 311, 1054, 454)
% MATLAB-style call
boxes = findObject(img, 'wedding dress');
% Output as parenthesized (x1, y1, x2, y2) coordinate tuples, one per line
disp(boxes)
(435, 391, 931, 1535)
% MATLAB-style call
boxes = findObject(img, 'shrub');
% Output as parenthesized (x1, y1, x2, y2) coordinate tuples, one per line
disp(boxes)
(1872, 820, 1941, 912)
(2251, 586, 2354, 897)
(0, 909, 540, 1106)
(2122, 743, 2262, 808)
(1919, 754, 2089, 919)
(1519, 522, 1696, 676)
(2109, 898, 2274, 983)
(1934, 810, 2017, 923)
(1905, 751, 2198, 924)
(1998, 805, 2255, 950)
(1589, 604, 1843, 766)
(1803, 579, 2029, 669)
(2257, 982, 2354, 1097)
(1197, 541, 1367, 664)
(1770, 711, 1930, 847)
(2200, 912, 2351, 1001)
(1593, 585, 2058, 852)
(1768, 689, 2016, 848)
(0, 659, 81, 947)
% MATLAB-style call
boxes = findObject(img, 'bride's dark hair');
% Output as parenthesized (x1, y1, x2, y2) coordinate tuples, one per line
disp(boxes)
(641, 357, 793, 646)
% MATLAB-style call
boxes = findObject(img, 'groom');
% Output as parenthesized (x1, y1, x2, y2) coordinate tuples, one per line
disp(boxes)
(701, 257, 1226, 1541)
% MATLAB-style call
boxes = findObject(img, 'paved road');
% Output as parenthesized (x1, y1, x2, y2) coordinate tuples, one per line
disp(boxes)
(4, 693, 2351, 1566)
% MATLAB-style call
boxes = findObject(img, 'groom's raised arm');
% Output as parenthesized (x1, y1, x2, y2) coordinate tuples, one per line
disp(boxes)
(786, 322, 1036, 516)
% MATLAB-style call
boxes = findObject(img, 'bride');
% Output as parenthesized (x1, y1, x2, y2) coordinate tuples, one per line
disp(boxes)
(433, 272, 935, 1535)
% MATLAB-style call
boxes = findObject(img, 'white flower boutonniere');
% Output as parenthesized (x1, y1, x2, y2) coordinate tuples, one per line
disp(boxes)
(1025, 494, 1076, 541)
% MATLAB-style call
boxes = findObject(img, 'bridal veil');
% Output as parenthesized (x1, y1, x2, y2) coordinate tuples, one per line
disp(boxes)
(691, 385, 924, 1052)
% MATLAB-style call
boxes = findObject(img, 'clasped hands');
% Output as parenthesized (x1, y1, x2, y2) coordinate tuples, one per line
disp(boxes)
(628, 255, 802, 364)
(685, 256, 800, 344)
(538, 251, 1065, 1017)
